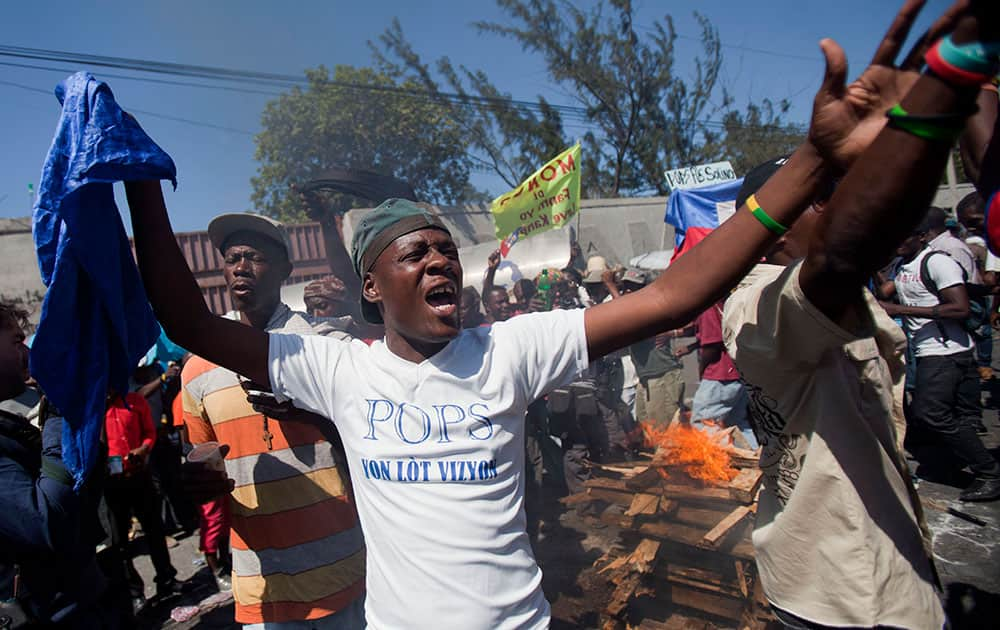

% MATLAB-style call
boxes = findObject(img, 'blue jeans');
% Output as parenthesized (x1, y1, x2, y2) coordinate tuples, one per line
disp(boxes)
(975, 321, 993, 369)
(690, 379, 757, 449)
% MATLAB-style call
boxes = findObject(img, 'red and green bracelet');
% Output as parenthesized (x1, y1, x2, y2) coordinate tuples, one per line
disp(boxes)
(925, 35, 999, 87)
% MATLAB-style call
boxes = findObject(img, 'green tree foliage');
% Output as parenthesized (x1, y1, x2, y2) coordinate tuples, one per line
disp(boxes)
(372, 19, 567, 192)
(375, 0, 804, 197)
(714, 100, 805, 176)
(489, 1, 728, 197)
(251, 65, 479, 222)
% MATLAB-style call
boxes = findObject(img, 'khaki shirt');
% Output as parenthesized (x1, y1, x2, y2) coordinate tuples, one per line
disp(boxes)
(723, 263, 943, 629)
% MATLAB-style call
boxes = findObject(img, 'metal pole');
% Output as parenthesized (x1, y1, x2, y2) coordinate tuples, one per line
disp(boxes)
(945, 152, 958, 208)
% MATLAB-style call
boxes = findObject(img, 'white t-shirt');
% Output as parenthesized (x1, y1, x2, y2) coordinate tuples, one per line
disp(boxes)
(966, 235, 1000, 272)
(988, 250, 1000, 273)
(895, 248, 973, 357)
(268, 309, 589, 629)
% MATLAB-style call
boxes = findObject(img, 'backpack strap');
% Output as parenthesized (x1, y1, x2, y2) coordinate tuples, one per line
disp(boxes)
(919, 250, 968, 297)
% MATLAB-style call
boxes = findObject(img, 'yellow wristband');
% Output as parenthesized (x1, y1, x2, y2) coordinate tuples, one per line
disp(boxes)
(747, 194, 788, 236)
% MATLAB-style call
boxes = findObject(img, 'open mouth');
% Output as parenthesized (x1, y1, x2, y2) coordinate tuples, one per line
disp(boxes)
(425, 283, 458, 318)
(231, 281, 255, 297)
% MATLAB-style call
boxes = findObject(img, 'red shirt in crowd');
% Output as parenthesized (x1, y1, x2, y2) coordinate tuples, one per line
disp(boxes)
(105, 392, 156, 458)
(695, 300, 739, 382)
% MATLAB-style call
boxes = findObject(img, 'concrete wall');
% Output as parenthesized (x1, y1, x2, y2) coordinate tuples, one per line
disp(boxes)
(575, 197, 672, 266)
(0, 218, 46, 323)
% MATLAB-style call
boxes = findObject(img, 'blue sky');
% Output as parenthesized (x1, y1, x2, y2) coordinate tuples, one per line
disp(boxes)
(0, 0, 950, 232)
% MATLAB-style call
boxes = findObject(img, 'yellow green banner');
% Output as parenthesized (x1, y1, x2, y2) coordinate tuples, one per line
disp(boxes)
(490, 144, 581, 242)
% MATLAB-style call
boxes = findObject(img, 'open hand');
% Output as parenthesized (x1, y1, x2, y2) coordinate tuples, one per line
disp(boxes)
(808, 0, 970, 171)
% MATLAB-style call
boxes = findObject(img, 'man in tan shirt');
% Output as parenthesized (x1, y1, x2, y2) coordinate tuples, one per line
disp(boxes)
(718, 24, 989, 620)
(719, 6, 1000, 623)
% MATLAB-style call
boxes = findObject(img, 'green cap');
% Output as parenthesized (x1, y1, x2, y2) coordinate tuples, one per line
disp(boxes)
(350, 198, 451, 324)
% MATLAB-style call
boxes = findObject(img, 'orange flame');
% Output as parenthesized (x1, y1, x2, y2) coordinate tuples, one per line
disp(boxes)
(640, 421, 737, 485)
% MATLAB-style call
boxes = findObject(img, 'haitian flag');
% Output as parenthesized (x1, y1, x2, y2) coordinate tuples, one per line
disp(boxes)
(499, 226, 522, 258)
(665, 178, 743, 261)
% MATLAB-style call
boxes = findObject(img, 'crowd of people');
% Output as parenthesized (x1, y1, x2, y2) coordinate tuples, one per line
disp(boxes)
(1, 1, 999, 629)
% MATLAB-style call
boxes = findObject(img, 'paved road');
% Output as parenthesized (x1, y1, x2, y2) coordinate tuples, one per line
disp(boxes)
(915, 340, 1000, 628)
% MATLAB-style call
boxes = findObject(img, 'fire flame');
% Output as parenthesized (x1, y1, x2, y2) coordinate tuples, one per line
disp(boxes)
(640, 421, 738, 485)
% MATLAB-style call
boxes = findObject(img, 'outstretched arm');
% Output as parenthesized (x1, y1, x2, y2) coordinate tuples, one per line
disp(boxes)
(482, 249, 501, 303)
(125, 181, 270, 385)
(297, 187, 363, 301)
(585, 142, 830, 359)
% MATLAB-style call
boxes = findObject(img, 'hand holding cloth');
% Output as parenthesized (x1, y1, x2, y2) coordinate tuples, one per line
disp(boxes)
(32, 72, 176, 488)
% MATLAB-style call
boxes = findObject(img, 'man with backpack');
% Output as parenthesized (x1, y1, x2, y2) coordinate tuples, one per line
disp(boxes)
(883, 214, 1000, 502)
(921, 206, 981, 281)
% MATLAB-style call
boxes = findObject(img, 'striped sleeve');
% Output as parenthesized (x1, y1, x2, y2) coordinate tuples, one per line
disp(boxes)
(181, 358, 217, 445)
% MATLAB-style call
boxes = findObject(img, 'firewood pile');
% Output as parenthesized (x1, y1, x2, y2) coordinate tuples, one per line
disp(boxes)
(562, 420, 776, 629)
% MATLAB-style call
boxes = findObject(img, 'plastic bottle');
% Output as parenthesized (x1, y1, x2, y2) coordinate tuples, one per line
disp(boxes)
(537, 269, 552, 310)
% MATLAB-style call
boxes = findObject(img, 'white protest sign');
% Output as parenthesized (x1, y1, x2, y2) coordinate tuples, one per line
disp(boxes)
(664, 160, 737, 191)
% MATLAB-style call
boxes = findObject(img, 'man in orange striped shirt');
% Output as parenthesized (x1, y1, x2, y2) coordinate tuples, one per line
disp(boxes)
(181, 213, 364, 628)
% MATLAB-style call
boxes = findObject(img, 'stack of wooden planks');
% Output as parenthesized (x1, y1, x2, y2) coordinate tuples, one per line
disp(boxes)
(564, 448, 777, 629)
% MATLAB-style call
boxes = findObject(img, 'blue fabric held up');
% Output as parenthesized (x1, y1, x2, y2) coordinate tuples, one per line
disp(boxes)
(31, 72, 177, 488)
(664, 178, 743, 247)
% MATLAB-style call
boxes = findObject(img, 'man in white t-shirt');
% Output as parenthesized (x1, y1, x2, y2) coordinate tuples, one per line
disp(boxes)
(122, 163, 836, 628)
(118, 5, 983, 621)
(883, 225, 1000, 502)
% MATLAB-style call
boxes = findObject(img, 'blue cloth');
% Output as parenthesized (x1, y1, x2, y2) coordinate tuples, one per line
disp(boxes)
(664, 178, 744, 247)
(139, 325, 188, 371)
(31, 72, 176, 488)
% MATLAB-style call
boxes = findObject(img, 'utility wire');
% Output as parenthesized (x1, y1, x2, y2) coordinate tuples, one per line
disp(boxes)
(0, 44, 809, 132)
(2, 43, 811, 142)
(0, 61, 287, 97)
(0, 79, 257, 135)
(0, 44, 597, 121)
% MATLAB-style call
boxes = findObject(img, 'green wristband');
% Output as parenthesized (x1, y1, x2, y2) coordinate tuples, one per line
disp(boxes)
(886, 104, 965, 143)
(746, 194, 788, 236)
